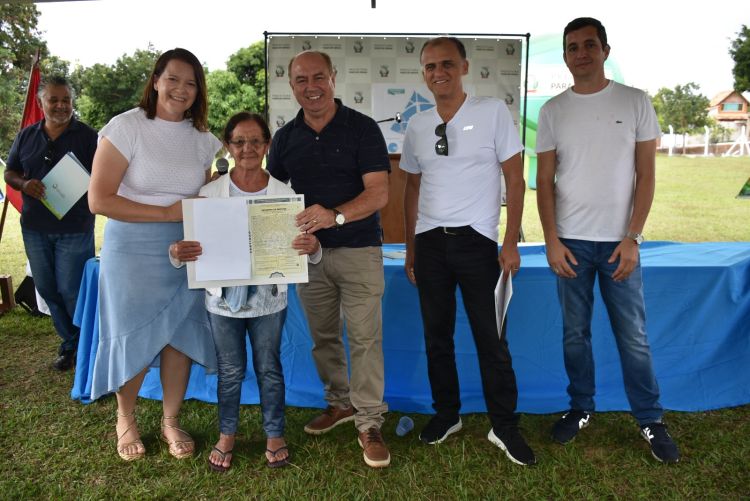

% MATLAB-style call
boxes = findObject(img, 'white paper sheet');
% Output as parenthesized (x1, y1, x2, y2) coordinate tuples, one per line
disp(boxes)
(494, 271, 513, 339)
(191, 198, 251, 282)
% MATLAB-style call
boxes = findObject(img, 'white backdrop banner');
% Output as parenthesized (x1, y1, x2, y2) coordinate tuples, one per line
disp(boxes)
(266, 34, 525, 153)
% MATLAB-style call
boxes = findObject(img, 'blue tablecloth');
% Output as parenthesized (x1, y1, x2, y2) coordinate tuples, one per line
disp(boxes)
(73, 242, 750, 413)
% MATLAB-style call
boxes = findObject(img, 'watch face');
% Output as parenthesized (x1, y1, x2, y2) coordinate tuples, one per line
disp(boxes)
(627, 232, 644, 244)
(335, 213, 345, 225)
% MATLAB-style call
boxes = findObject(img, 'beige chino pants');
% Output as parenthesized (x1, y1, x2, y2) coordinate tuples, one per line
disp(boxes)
(297, 246, 388, 431)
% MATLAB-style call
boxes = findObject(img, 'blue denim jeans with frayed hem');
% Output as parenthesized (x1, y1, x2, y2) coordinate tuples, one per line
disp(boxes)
(209, 309, 287, 437)
(557, 238, 663, 425)
(21, 229, 94, 353)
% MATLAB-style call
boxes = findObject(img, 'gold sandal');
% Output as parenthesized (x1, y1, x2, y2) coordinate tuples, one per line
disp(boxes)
(160, 415, 194, 459)
(116, 411, 145, 461)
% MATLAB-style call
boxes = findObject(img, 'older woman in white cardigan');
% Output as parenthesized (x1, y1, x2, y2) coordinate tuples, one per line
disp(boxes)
(170, 112, 320, 472)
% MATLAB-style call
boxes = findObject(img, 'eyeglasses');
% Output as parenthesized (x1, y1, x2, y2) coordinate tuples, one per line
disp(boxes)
(44, 139, 55, 166)
(434, 123, 448, 156)
(227, 138, 267, 149)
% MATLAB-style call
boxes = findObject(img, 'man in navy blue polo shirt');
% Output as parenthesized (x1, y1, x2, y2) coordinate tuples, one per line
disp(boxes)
(267, 50, 391, 468)
(5, 76, 97, 371)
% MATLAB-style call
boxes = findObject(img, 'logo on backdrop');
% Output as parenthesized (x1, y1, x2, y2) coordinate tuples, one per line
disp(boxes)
(391, 90, 435, 135)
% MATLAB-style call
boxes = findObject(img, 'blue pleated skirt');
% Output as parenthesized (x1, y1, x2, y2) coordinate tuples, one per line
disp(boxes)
(90, 220, 216, 400)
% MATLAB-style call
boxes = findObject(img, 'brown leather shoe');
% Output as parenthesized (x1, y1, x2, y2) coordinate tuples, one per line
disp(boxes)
(303, 405, 355, 435)
(358, 427, 391, 468)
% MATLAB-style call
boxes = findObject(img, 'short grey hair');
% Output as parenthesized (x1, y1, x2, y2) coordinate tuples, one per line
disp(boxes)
(37, 75, 75, 101)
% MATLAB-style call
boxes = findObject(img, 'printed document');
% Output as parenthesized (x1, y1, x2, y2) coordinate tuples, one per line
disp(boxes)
(182, 195, 308, 289)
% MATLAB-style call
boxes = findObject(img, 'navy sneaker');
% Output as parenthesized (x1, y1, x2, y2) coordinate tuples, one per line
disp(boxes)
(641, 422, 680, 463)
(552, 410, 591, 444)
(488, 426, 536, 466)
(419, 416, 462, 444)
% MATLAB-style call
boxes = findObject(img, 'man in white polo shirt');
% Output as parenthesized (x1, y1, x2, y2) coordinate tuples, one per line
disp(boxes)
(400, 37, 535, 466)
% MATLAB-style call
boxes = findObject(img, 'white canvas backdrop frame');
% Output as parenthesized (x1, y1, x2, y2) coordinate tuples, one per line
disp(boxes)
(264, 32, 529, 154)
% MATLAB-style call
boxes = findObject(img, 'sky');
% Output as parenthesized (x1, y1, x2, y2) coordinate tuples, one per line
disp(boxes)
(36, 0, 747, 99)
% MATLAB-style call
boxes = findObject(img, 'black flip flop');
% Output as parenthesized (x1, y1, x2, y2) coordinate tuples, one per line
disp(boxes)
(266, 446, 290, 468)
(208, 446, 233, 473)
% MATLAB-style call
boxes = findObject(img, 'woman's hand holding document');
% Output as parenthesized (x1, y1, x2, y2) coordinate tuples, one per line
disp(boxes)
(181, 195, 309, 289)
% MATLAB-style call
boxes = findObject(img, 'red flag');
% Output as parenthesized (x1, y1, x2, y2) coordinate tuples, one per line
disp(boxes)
(21, 60, 45, 128)
(5, 52, 44, 213)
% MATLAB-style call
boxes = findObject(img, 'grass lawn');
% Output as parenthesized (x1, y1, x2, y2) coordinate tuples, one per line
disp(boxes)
(519, 154, 750, 244)
(0, 154, 748, 499)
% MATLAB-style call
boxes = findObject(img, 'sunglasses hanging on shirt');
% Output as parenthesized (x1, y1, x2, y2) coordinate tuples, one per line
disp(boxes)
(434, 123, 448, 156)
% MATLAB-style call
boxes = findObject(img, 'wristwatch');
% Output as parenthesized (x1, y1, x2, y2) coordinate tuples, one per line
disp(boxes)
(333, 208, 346, 228)
(626, 231, 644, 245)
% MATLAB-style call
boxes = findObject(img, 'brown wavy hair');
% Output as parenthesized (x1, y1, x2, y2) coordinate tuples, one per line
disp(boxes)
(138, 48, 208, 131)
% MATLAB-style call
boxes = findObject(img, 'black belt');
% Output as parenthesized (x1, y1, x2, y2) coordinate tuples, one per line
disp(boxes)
(434, 225, 476, 236)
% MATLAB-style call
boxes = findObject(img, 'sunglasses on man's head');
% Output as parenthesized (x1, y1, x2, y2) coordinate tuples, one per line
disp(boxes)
(434, 123, 448, 156)
(44, 139, 55, 166)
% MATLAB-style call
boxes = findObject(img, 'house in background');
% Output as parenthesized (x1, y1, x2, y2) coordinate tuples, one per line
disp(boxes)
(708, 90, 750, 134)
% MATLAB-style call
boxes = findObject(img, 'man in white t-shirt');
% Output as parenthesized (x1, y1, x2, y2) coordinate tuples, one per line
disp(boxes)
(536, 17, 680, 463)
(400, 37, 535, 466)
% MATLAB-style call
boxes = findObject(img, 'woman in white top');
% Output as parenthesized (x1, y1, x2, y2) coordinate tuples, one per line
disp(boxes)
(88, 48, 221, 462)
(170, 113, 321, 472)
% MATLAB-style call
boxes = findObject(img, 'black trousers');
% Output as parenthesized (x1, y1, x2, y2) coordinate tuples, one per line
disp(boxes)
(414, 226, 519, 428)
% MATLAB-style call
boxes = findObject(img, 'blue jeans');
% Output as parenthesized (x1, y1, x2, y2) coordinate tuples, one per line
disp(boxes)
(557, 238, 663, 425)
(209, 309, 287, 437)
(21, 229, 94, 354)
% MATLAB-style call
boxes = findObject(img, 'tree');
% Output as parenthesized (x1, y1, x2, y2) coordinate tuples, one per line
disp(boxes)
(39, 55, 69, 80)
(74, 45, 263, 136)
(730, 25, 750, 93)
(0, 3, 48, 159)
(652, 83, 710, 154)
(38, 55, 87, 104)
(652, 83, 710, 133)
(226, 41, 266, 113)
(206, 69, 260, 139)
(75, 46, 159, 130)
(709, 120, 733, 144)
